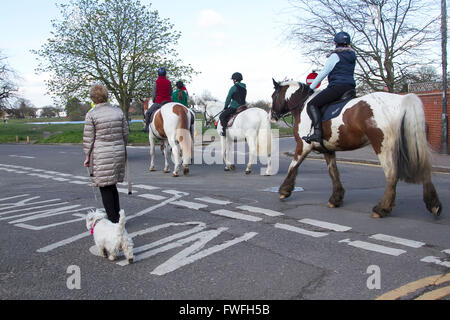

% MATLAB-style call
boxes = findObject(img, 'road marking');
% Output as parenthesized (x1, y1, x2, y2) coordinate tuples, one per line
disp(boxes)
(210, 209, 262, 222)
(275, 223, 328, 238)
(369, 234, 425, 248)
(171, 200, 208, 210)
(298, 218, 351, 232)
(236, 205, 283, 217)
(443, 249, 450, 254)
(133, 184, 160, 191)
(420, 256, 450, 268)
(118, 187, 135, 194)
(339, 239, 406, 256)
(376, 273, 450, 300)
(414, 286, 450, 300)
(195, 197, 232, 205)
(138, 194, 167, 201)
(37, 232, 91, 253)
(9, 155, 35, 159)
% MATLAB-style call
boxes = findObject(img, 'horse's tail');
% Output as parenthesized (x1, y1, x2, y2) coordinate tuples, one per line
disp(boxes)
(257, 113, 272, 157)
(174, 105, 192, 164)
(395, 94, 431, 183)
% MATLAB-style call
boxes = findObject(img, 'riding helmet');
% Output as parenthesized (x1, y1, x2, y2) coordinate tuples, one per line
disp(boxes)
(158, 67, 167, 76)
(334, 32, 351, 45)
(231, 72, 243, 82)
(176, 81, 184, 89)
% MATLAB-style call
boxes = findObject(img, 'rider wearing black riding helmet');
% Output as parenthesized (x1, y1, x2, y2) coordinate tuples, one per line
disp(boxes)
(219, 72, 247, 136)
(303, 31, 356, 144)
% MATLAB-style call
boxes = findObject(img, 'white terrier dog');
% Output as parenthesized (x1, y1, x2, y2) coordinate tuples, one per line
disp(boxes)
(86, 209, 134, 264)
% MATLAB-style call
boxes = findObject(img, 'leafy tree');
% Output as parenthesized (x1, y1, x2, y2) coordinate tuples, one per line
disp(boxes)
(34, 0, 197, 120)
(286, 0, 440, 93)
(65, 97, 91, 121)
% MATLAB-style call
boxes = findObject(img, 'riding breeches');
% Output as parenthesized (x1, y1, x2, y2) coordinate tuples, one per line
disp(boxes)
(219, 108, 236, 129)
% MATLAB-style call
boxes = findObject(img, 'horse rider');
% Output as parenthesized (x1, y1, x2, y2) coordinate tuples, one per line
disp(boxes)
(302, 31, 356, 144)
(219, 72, 247, 136)
(143, 67, 173, 133)
(172, 81, 188, 106)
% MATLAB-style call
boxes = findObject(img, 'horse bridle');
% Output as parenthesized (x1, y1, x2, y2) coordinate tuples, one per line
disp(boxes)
(203, 107, 224, 128)
(271, 83, 309, 121)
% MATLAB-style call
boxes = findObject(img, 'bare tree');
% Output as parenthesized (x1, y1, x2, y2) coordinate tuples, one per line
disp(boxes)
(286, 0, 440, 93)
(0, 53, 18, 110)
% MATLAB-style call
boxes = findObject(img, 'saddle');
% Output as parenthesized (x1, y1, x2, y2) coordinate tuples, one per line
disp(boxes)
(321, 89, 356, 122)
(149, 101, 172, 123)
(226, 105, 248, 128)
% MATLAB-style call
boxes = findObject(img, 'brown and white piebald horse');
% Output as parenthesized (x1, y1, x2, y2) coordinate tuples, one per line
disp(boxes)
(142, 98, 195, 177)
(270, 79, 442, 218)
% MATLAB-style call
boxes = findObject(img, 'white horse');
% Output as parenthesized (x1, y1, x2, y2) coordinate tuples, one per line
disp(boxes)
(145, 101, 195, 177)
(203, 101, 272, 175)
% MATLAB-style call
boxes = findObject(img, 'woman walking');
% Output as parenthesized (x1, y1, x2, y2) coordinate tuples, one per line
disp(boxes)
(83, 84, 129, 223)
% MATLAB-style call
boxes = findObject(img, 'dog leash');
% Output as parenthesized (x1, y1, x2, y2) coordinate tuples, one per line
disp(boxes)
(85, 165, 99, 204)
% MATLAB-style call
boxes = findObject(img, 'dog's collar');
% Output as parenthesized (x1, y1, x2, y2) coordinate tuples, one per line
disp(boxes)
(90, 221, 98, 235)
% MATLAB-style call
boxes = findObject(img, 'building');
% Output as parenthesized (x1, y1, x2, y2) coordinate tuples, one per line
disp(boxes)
(409, 82, 449, 153)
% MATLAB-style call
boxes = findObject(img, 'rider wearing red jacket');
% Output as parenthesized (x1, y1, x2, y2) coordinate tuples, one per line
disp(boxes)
(143, 68, 172, 133)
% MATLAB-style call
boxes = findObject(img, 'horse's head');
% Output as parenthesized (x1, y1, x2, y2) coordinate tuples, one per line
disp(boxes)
(203, 100, 223, 128)
(270, 79, 310, 122)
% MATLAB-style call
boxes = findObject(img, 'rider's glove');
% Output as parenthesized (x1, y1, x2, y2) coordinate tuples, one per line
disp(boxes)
(307, 86, 314, 96)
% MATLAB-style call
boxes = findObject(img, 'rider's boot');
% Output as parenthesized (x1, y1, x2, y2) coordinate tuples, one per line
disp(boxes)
(302, 105, 322, 144)
(220, 128, 226, 137)
(142, 110, 150, 133)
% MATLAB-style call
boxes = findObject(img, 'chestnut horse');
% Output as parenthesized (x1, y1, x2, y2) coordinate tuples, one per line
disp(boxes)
(270, 79, 442, 218)
(142, 98, 195, 177)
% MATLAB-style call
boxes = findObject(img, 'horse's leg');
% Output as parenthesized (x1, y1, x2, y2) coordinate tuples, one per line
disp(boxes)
(148, 133, 156, 172)
(245, 134, 257, 175)
(169, 137, 181, 177)
(324, 152, 345, 208)
(371, 149, 398, 218)
(279, 142, 313, 199)
(162, 141, 171, 173)
(423, 174, 442, 217)
(222, 136, 235, 171)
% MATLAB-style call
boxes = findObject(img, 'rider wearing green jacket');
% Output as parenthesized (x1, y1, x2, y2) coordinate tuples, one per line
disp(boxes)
(219, 72, 247, 136)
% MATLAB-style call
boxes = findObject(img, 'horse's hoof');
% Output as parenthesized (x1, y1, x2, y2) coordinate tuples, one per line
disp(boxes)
(183, 167, 189, 175)
(149, 168, 156, 172)
(371, 212, 382, 219)
(280, 194, 287, 200)
(245, 170, 251, 175)
(172, 173, 179, 177)
(328, 202, 336, 208)
(224, 167, 230, 172)
(164, 169, 171, 173)
(230, 165, 236, 171)
(432, 206, 441, 217)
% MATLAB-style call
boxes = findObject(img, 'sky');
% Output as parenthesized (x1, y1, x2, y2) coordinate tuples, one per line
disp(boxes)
(0, 0, 313, 108)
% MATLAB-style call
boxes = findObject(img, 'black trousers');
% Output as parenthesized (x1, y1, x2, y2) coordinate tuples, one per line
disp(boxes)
(99, 184, 120, 223)
(144, 103, 161, 125)
(219, 108, 237, 130)
(307, 84, 355, 116)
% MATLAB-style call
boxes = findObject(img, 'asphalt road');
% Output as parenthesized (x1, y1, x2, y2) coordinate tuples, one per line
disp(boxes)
(0, 141, 449, 302)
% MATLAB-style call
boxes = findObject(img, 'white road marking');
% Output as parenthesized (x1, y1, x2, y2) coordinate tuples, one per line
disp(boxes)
(339, 239, 406, 256)
(298, 218, 352, 232)
(420, 256, 450, 268)
(171, 200, 208, 210)
(69, 181, 90, 185)
(275, 223, 328, 238)
(443, 249, 450, 254)
(369, 234, 425, 248)
(195, 197, 232, 205)
(0, 202, 70, 221)
(210, 209, 262, 222)
(118, 188, 134, 194)
(37, 232, 91, 253)
(138, 194, 167, 201)
(133, 184, 160, 191)
(236, 205, 283, 217)
(9, 155, 35, 159)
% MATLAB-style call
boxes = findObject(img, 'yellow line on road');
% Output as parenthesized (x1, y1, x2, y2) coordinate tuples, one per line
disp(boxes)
(414, 286, 450, 300)
(376, 273, 450, 300)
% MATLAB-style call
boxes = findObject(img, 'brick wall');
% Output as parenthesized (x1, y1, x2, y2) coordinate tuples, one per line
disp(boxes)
(414, 89, 449, 152)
